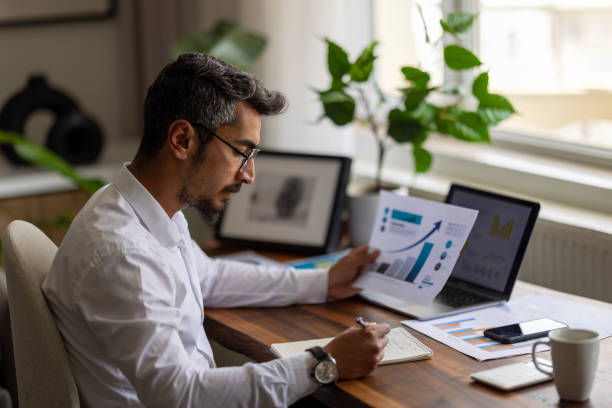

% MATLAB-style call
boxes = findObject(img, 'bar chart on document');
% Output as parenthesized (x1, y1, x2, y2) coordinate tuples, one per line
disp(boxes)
(431, 315, 536, 359)
(370, 218, 438, 287)
(354, 191, 478, 305)
(404, 310, 543, 361)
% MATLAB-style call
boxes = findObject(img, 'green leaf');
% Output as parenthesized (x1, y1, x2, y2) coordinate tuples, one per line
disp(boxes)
(13, 139, 76, 177)
(435, 107, 462, 135)
(451, 112, 490, 142)
(440, 21, 454, 36)
(477, 93, 516, 125)
(172, 20, 266, 71)
(403, 87, 430, 111)
(36, 212, 73, 230)
(401, 66, 430, 89)
(173, 21, 231, 57)
(319, 90, 355, 126)
(472, 72, 489, 100)
(387, 109, 424, 143)
(349, 41, 378, 82)
(413, 146, 432, 173)
(73, 177, 106, 195)
(479, 93, 516, 112)
(330, 78, 347, 91)
(326, 39, 351, 80)
(440, 12, 475, 37)
(0, 130, 105, 194)
(444, 45, 481, 70)
(412, 103, 438, 127)
(0, 131, 22, 145)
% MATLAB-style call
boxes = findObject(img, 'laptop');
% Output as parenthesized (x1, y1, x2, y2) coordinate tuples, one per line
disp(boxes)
(360, 184, 540, 320)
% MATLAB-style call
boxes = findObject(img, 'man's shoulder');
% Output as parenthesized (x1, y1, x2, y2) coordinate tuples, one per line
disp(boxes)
(50, 185, 156, 280)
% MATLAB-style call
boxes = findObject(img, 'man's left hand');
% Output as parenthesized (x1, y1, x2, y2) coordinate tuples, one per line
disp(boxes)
(327, 245, 380, 300)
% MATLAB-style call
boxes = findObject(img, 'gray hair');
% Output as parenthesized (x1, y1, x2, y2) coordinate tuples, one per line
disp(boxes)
(137, 53, 286, 159)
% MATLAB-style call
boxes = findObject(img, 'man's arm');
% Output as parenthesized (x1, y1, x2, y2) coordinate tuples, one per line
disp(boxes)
(76, 249, 320, 407)
(196, 242, 379, 308)
(196, 243, 328, 308)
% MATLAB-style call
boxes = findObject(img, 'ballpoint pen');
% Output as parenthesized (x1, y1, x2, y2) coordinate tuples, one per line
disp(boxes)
(355, 316, 369, 328)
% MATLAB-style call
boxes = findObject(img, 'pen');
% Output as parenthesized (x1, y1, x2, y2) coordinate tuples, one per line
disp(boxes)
(355, 316, 369, 328)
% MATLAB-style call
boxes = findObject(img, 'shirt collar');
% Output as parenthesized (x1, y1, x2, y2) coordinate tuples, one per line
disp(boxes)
(113, 163, 187, 248)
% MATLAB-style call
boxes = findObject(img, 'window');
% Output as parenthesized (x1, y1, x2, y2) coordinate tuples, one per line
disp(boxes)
(374, 0, 443, 95)
(480, 0, 612, 152)
(373, 0, 612, 156)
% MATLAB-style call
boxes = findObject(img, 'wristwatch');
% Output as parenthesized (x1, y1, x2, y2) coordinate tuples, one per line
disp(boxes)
(306, 346, 339, 385)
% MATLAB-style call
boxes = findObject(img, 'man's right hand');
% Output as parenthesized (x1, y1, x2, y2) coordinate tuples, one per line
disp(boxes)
(324, 321, 391, 380)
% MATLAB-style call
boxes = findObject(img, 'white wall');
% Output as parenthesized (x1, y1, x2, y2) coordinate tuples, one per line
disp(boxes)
(237, 0, 372, 157)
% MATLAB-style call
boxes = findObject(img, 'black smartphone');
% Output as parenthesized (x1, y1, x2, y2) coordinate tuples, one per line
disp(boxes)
(483, 318, 568, 344)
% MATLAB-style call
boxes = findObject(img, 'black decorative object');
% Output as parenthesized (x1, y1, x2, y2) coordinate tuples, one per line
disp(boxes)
(0, 75, 104, 165)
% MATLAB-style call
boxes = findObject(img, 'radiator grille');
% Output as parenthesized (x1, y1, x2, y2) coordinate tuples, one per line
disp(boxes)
(519, 219, 612, 303)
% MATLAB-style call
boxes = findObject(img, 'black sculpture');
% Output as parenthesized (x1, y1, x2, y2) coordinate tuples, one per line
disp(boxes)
(0, 75, 104, 165)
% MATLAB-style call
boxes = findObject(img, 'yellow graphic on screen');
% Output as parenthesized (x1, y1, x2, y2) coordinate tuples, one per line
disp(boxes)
(489, 214, 514, 239)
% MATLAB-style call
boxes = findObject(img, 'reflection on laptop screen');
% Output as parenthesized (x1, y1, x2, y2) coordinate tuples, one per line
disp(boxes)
(447, 186, 538, 293)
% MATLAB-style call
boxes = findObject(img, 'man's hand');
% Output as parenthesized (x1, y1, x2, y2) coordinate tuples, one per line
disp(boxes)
(328, 245, 380, 300)
(324, 321, 391, 379)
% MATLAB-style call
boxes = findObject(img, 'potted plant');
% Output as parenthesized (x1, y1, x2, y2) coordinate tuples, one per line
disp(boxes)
(316, 10, 515, 245)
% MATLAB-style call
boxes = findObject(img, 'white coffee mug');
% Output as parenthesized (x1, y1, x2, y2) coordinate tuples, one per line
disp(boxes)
(531, 328, 599, 402)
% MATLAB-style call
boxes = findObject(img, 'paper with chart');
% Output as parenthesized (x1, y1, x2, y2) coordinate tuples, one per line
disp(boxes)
(402, 294, 612, 361)
(353, 191, 478, 305)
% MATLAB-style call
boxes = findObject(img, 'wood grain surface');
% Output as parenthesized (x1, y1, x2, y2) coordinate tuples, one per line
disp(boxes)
(203, 252, 612, 407)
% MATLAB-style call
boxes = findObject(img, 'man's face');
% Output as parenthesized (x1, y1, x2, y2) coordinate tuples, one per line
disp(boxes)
(178, 102, 261, 223)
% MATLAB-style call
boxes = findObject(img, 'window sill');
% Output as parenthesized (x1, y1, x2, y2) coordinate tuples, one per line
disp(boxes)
(352, 134, 612, 235)
(0, 140, 137, 199)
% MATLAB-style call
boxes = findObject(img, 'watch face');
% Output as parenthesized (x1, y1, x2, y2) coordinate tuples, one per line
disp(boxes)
(314, 359, 338, 384)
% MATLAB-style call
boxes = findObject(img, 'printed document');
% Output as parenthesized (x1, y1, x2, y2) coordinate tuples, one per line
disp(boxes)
(354, 191, 478, 305)
(403, 294, 612, 361)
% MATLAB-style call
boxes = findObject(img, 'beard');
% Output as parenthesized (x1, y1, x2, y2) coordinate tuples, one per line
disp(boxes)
(178, 166, 242, 224)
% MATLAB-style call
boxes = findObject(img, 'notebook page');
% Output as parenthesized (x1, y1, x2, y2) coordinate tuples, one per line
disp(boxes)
(271, 327, 432, 365)
(381, 327, 432, 364)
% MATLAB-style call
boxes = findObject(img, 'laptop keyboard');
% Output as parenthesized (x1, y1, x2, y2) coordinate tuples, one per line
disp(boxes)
(435, 285, 490, 308)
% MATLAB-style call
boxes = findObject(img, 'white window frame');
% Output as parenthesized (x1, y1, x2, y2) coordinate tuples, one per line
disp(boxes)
(358, 0, 612, 228)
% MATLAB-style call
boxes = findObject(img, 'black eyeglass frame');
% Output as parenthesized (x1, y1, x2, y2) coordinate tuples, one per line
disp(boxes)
(191, 122, 261, 171)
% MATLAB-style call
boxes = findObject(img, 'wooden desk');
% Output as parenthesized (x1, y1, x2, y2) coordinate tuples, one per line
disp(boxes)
(203, 247, 612, 406)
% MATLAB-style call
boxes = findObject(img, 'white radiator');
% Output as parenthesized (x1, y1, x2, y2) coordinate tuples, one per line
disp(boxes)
(519, 219, 612, 303)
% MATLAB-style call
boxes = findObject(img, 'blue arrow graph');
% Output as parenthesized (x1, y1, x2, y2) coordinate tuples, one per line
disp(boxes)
(384, 221, 442, 254)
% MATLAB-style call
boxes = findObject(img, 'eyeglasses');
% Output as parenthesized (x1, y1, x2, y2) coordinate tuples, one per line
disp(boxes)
(191, 122, 261, 172)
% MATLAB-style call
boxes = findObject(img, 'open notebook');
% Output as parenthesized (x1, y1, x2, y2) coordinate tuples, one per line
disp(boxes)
(271, 327, 432, 365)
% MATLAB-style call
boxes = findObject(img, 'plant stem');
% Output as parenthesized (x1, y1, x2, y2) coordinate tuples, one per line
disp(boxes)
(356, 84, 384, 189)
(376, 140, 385, 191)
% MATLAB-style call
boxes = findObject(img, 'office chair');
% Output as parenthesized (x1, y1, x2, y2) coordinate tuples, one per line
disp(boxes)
(0, 269, 17, 407)
(1, 220, 79, 408)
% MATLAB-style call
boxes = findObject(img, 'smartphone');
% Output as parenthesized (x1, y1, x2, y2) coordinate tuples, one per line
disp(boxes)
(483, 318, 568, 344)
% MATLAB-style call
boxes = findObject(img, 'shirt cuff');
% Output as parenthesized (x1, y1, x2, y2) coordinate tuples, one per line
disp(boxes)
(282, 352, 321, 402)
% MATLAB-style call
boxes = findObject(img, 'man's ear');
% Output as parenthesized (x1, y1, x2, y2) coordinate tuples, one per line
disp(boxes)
(167, 119, 197, 161)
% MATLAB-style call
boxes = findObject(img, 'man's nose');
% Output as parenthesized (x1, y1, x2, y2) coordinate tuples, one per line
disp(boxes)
(237, 160, 255, 184)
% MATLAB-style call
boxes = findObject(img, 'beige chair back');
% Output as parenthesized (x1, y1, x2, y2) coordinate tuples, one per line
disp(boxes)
(0, 268, 18, 405)
(1, 220, 79, 408)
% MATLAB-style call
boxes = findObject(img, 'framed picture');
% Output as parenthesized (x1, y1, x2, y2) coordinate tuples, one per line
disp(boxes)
(216, 151, 351, 254)
(0, 0, 116, 27)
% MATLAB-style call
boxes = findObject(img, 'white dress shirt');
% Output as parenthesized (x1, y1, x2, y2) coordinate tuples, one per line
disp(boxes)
(42, 164, 329, 407)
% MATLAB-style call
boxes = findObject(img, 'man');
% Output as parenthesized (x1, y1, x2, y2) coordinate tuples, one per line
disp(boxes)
(43, 53, 390, 407)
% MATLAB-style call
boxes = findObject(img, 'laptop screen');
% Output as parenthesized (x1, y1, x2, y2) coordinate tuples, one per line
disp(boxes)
(445, 184, 540, 295)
